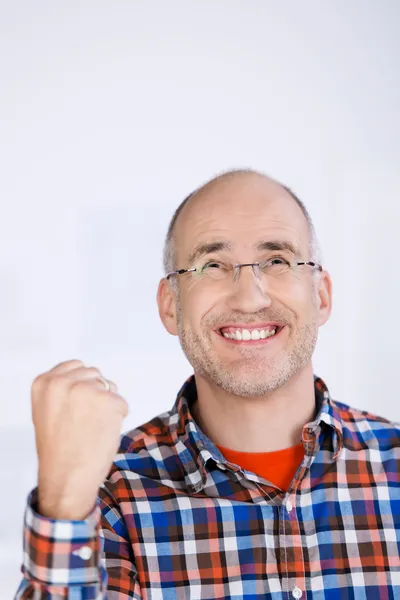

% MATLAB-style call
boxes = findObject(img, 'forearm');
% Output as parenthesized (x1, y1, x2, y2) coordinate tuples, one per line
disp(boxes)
(15, 486, 142, 600)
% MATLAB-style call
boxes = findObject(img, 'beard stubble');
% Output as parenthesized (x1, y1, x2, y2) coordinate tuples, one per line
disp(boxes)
(176, 302, 319, 397)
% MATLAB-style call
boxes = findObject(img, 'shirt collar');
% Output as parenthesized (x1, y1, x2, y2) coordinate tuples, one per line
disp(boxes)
(169, 374, 343, 493)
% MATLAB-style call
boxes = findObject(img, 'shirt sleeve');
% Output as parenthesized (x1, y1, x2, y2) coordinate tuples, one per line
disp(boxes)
(15, 487, 142, 600)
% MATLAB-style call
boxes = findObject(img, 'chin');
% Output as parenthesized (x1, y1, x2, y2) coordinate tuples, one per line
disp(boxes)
(211, 369, 281, 397)
(216, 378, 279, 397)
(210, 359, 295, 397)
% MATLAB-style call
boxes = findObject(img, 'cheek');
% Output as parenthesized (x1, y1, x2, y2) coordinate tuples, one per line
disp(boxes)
(181, 284, 221, 328)
(278, 283, 318, 317)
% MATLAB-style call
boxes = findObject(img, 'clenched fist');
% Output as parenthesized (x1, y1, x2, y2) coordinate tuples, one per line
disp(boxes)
(31, 359, 129, 520)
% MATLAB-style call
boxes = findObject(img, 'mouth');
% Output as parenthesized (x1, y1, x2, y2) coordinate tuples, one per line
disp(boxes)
(215, 323, 284, 344)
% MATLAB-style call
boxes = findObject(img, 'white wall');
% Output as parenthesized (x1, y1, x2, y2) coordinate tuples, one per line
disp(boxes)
(1, 1, 399, 595)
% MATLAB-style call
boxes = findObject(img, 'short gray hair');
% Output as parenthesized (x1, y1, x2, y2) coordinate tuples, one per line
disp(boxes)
(163, 169, 322, 276)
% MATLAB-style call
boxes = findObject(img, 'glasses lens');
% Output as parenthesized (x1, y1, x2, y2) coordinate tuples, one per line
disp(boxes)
(260, 258, 291, 278)
(199, 261, 230, 280)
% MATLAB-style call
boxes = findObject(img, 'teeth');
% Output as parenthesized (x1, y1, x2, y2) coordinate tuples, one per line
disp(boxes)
(222, 328, 277, 340)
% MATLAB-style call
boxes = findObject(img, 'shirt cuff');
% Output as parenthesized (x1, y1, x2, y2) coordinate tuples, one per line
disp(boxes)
(22, 487, 102, 587)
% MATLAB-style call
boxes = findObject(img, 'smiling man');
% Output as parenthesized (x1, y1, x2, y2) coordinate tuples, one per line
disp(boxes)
(159, 172, 330, 460)
(17, 170, 400, 599)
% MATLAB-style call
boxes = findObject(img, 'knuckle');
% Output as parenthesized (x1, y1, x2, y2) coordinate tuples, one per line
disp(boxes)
(69, 380, 93, 395)
(69, 359, 85, 366)
(61, 359, 84, 368)
(85, 366, 102, 378)
(32, 373, 69, 407)
(32, 373, 46, 390)
(52, 359, 84, 372)
(46, 375, 68, 395)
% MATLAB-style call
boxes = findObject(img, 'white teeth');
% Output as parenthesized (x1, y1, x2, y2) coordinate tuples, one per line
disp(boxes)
(223, 327, 278, 340)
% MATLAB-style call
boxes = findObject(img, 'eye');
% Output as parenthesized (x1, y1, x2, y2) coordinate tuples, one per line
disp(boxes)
(261, 256, 291, 269)
(264, 256, 289, 266)
(200, 260, 226, 272)
(197, 260, 231, 279)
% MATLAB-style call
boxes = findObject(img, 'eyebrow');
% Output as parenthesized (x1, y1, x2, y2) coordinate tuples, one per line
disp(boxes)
(187, 239, 301, 266)
(256, 240, 301, 256)
(187, 241, 232, 266)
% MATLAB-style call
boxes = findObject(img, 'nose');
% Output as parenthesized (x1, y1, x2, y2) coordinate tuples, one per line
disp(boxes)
(225, 265, 272, 313)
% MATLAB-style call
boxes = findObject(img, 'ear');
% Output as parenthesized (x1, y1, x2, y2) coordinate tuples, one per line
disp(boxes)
(316, 270, 333, 326)
(157, 278, 179, 336)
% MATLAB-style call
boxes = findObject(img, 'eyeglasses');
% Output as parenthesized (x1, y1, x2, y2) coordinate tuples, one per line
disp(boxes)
(166, 257, 323, 284)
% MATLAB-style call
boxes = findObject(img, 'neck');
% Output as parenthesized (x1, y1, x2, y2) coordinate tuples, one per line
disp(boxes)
(190, 365, 316, 453)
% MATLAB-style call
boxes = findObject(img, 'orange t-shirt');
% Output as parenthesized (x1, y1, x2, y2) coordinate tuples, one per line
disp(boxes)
(215, 442, 305, 492)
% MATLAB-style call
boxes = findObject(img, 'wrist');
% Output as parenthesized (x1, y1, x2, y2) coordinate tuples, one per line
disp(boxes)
(38, 484, 98, 520)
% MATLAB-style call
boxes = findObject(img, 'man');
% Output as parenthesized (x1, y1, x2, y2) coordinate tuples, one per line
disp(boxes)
(16, 170, 400, 599)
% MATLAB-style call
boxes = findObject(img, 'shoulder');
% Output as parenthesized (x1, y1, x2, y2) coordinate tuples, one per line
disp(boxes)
(119, 408, 174, 454)
(106, 407, 185, 485)
(331, 398, 400, 452)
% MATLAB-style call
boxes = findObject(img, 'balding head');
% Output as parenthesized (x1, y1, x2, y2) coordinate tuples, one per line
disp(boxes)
(163, 169, 321, 276)
(157, 168, 332, 398)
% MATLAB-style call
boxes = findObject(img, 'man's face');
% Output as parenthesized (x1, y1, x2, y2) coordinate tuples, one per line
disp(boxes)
(162, 175, 331, 397)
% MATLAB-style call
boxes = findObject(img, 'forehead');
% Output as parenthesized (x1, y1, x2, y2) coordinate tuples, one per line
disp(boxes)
(174, 175, 310, 262)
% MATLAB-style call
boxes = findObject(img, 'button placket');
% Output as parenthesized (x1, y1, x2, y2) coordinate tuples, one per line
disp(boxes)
(280, 489, 307, 599)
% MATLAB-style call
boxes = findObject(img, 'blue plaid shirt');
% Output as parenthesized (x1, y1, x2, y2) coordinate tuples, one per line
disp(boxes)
(16, 375, 400, 599)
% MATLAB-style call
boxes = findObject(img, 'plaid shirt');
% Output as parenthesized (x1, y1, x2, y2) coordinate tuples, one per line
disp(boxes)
(16, 375, 400, 599)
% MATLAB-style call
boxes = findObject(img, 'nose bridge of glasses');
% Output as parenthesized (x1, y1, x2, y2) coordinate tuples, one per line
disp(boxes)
(228, 262, 272, 310)
(232, 262, 262, 282)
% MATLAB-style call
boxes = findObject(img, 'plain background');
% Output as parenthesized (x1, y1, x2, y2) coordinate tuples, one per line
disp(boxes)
(1, 1, 399, 595)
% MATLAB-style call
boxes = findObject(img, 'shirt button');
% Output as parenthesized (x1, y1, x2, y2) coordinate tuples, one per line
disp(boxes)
(72, 545, 93, 560)
(286, 500, 293, 513)
(292, 587, 303, 599)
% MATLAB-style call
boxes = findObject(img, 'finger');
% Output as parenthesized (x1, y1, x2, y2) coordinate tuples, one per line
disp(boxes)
(62, 367, 116, 390)
(33, 360, 86, 391)
(67, 381, 128, 416)
(93, 378, 118, 394)
(61, 368, 117, 393)
(48, 359, 85, 374)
